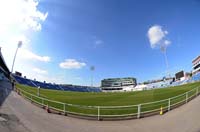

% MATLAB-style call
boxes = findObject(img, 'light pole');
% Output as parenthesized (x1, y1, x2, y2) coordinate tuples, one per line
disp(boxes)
(160, 45, 169, 78)
(90, 66, 95, 87)
(11, 41, 22, 73)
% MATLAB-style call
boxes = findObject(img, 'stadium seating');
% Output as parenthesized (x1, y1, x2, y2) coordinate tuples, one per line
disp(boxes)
(191, 72, 200, 81)
(147, 79, 172, 89)
(13, 75, 101, 92)
(61, 85, 101, 92)
(13, 72, 200, 93)
(171, 73, 200, 86)
(14, 75, 36, 87)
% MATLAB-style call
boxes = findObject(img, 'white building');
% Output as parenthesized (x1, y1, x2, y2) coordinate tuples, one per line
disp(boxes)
(192, 56, 200, 74)
(101, 77, 137, 92)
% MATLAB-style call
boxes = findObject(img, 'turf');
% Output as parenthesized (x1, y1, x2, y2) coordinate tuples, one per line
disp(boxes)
(16, 82, 200, 116)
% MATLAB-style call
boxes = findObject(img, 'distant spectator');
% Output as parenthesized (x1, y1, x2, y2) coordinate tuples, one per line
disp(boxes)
(12, 80, 15, 90)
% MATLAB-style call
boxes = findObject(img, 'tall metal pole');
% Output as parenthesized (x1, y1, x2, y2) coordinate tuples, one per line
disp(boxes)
(160, 45, 169, 78)
(11, 41, 22, 73)
(164, 50, 169, 77)
(90, 66, 95, 87)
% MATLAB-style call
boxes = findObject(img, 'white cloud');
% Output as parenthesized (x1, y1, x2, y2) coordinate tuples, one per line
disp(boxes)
(94, 39, 103, 48)
(92, 36, 104, 48)
(164, 40, 171, 46)
(59, 59, 86, 69)
(33, 68, 48, 74)
(0, 0, 50, 83)
(19, 49, 51, 62)
(95, 40, 103, 45)
(12, 35, 31, 48)
(0, 0, 49, 64)
(0, 0, 48, 34)
(147, 25, 171, 49)
(25, 73, 64, 84)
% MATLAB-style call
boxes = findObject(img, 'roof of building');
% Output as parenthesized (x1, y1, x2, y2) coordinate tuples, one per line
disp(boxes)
(192, 56, 200, 63)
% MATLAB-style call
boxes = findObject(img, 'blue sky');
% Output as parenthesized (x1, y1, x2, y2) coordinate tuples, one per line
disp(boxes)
(1, 0, 200, 86)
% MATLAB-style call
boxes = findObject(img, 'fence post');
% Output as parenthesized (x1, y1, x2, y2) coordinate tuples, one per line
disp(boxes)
(168, 98, 171, 111)
(98, 106, 100, 121)
(137, 104, 141, 119)
(196, 88, 199, 96)
(186, 92, 188, 103)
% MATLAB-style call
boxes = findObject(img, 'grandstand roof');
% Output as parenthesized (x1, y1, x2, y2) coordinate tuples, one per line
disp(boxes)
(0, 48, 10, 77)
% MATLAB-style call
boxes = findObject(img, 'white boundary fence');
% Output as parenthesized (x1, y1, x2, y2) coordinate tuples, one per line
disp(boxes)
(15, 86, 200, 120)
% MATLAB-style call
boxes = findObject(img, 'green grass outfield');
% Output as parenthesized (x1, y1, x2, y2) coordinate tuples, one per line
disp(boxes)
(16, 82, 200, 116)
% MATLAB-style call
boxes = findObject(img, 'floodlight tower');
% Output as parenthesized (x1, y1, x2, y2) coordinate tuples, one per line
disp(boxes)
(11, 41, 22, 73)
(160, 45, 169, 78)
(90, 66, 95, 87)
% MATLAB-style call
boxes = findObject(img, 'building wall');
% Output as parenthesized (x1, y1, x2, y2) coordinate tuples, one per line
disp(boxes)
(101, 77, 137, 91)
(192, 56, 200, 74)
(192, 56, 200, 65)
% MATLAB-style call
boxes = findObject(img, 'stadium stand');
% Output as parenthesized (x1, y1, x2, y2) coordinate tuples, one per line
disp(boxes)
(170, 72, 200, 86)
(0, 48, 12, 106)
(0, 49, 10, 78)
(191, 72, 200, 81)
(13, 72, 200, 93)
(146, 79, 172, 89)
(146, 72, 200, 89)
(13, 74, 101, 92)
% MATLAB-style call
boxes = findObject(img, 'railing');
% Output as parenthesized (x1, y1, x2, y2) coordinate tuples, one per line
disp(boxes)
(15, 86, 200, 120)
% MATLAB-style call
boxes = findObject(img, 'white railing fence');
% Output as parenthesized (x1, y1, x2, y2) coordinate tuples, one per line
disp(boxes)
(15, 86, 200, 120)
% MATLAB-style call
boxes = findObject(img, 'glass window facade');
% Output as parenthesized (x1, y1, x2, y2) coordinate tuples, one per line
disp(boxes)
(101, 77, 137, 90)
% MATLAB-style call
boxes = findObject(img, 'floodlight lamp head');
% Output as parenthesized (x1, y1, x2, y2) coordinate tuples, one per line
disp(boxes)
(18, 41, 23, 48)
(90, 66, 95, 71)
(160, 45, 166, 53)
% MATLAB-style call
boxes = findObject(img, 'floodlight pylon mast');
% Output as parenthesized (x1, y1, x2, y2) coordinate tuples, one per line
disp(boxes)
(11, 41, 22, 73)
(90, 66, 95, 87)
(160, 45, 170, 78)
